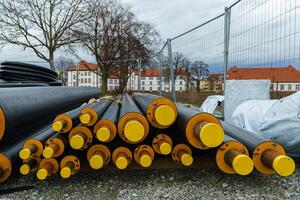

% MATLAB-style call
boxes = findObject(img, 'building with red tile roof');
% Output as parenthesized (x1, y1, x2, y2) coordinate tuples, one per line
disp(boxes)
(227, 65, 300, 91)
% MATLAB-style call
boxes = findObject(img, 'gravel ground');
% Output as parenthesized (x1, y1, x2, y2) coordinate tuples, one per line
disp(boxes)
(0, 167, 300, 200)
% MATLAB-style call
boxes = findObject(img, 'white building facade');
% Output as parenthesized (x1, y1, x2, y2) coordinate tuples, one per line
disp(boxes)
(67, 61, 190, 92)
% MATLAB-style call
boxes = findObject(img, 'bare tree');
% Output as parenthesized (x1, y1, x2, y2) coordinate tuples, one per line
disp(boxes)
(72, 0, 159, 94)
(0, 0, 86, 69)
(55, 56, 74, 85)
(190, 61, 209, 92)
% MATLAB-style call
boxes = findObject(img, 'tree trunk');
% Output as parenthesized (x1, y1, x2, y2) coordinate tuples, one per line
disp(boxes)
(101, 70, 108, 95)
(49, 51, 55, 70)
(196, 80, 200, 92)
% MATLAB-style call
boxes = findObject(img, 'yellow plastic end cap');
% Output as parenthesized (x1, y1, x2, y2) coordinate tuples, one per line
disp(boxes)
(80, 114, 91, 124)
(53, 121, 64, 132)
(232, 154, 254, 176)
(154, 105, 176, 126)
(199, 123, 224, 148)
(140, 154, 152, 168)
(89, 155, 104, 170)
(116, 156, 128, 170)
(96, 127, 111, 142)
(37, 168, 48, 180)
(159, 143, 172, 155)
(43, 147, 54, 158)
(19, 148, 31, 160)
(60, 167, 72, 179)
(70, 135, 85, 150)
(272, 155, 295, 177)
(20, 164, 30, 175)
(124, 121, 145, 142)
(180, 153, 193, 166)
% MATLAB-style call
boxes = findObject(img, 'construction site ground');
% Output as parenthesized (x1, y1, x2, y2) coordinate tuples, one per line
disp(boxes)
(1, 166, 299, 200)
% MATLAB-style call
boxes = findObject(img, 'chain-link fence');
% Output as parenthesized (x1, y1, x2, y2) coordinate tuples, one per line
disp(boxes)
(157, 0, 300, 103)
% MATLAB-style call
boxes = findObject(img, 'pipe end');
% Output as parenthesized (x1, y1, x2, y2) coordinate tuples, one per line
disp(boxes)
(43, 147, 54, 158)
(80, 114, 91, 124)
(60, 167, 72, 179)
(199, 123, 224, 148)
(53, 121, 63, 132)
(159, 143, 172, 155)
(180, 153, 193, 166)
(70, 135, 85, 150)
(140, 155, 152, 168)
(154, 105, 176, 126)
(89, 155, 104, 170)
(20, 164, 30, 175)
(37, 168, 48, 180)
(96, 127, 111, 142)
(232, 154, 254, 176)
(116, 156, 128, 170)
(273, 155, 295, 177)
(19, 148, 31, 160)
(124, 121, 145, 142)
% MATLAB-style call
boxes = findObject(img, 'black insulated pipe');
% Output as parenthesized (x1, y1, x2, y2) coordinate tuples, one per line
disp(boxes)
(0, 87, 100, 143)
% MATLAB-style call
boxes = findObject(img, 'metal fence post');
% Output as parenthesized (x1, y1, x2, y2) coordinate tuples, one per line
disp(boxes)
(167, 38, 176, 102)
(223, 7, 231, 97)
(137, 58, 141, 92)
(159, 54, 163, 96)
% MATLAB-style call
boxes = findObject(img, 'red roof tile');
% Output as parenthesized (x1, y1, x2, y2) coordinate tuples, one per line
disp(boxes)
(68, 60, 97, 71)
(140, 67, 190, 77)
(227, 65, 300, 82)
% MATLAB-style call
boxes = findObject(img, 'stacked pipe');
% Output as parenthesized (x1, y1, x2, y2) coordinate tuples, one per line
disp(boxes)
(0, 92, 296, 183)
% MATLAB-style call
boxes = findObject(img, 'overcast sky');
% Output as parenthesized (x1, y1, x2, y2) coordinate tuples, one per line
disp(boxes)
(122, 0, 236, 39)
(1, 0, 298, 72)
(0, 0, 236, 64)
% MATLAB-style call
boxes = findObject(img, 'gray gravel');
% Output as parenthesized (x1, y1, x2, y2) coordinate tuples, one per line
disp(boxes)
(0, 167, 300, 200)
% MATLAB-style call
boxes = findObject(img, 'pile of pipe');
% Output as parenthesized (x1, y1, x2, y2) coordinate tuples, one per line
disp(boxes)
(0, 62, 62, 87)
(0, 91, 296, 182)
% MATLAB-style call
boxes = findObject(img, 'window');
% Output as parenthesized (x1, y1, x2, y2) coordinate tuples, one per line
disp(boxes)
(85, 71, 87, 76)
(150, 81, 152, 85)
(280, 84, 284, 91)
(88, 71, 91, 76)
(109, 86, 113, 90)
(109, 79, 113, 84)
(180, 81, 183, 85)
(114, 79, 118, 84)
(296, 84, 300, 91)
(149, 77, 153, 80)
(270, 84, 274, 91)
(142, 87, 145, 91)
(180, 87, 182, 91)
(157, 87, 160, 91)
(85, 78, 87, 83)
(88, 78, 91, 83)
(80, 78, 84, 83)
(142, 81, 145, 85)
(150, 87, 152, 91)
(288, 84, 292, 91)
(73, 74, 76, 79)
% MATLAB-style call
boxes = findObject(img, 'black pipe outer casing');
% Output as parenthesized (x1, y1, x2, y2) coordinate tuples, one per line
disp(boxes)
(0, 86, 100, 143)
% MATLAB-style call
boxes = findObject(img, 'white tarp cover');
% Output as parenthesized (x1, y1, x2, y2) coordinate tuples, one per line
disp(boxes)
(232, 92, 300, 157)
(224, 80, 271, 124)
(199, 95, 224, 113)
